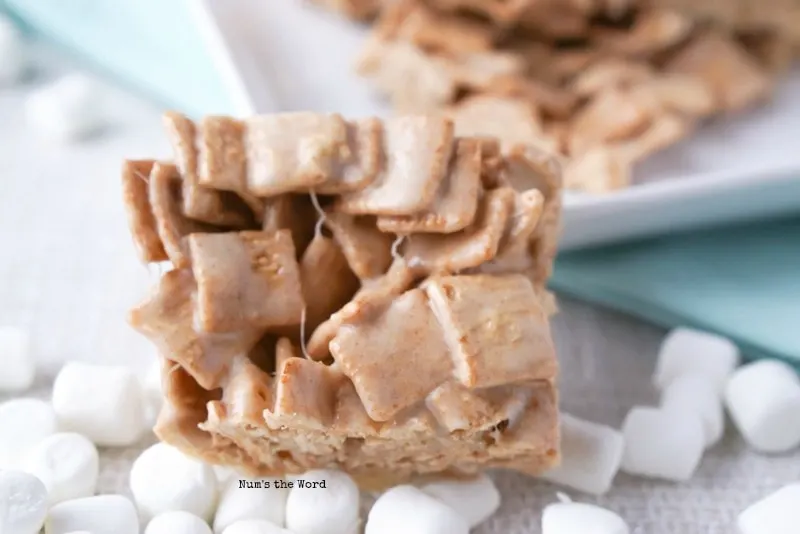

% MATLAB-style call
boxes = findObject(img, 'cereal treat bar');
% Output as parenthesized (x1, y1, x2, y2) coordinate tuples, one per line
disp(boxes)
(345, 0, 792, 193)
(123, 112, 562, 487)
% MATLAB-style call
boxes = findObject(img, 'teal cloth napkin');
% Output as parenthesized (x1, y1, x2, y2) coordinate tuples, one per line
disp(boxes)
(2, 0, 237, 117)
(551, 216, 800, 368)
(6, 1, 799, 367)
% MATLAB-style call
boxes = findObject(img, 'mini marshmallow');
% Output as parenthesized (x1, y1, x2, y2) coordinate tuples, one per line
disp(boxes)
(0, 398, 57, 469)
(0, 470, 48, 534)
(725, 360, 800, 453)
(365, 485, 469, 534)
(25, 74, 109, 142)
(222, 520, 292, 534)
(738, 483, 800, 534)
(0, 16, 26, 85)
(142, 359, 163, 429)
(661, 373, 724, 448)
(0, 326, 34, 392)
(214, 478, 288, 534)
(52, 362, 146, 446)
(285, 470, 359, 534)
(130, 443, 218, 522)
(542, 502, 629, 534)
(653, 328, 740, 392)
(23, 432, 99, 504)
(620, 406, 705, 481)
(145, 511, 213, 534)
(538, 413, 625, 495)
(213, 466, 239, 489)
(420, 473, 500, 527)
(45, 495, 139, 534)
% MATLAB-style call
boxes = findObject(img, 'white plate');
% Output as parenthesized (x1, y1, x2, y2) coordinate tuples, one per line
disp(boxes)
(191, 0, 800, 250)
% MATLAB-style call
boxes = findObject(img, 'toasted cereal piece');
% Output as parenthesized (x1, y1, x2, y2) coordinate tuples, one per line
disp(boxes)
(630, 75, 716, 117)
(222, 356, 274, 425)
(476, 189, 545, 273)
(488, 76, 578, 120)
(570, 59, 655, 98)
(149, 162, 214, 269)
(265, 355, 344, 431)
(404, 187, 514, 275)
(261, 195, 318, 258)
(275, 337, 300, 373)
(197, 117, 264, 219)
(244, 113, 348, 196)
(395, 2, 496, 53)
(446, 51, 527, 91)
(163, 112, 253, 228)
(312, 0, 381, 20)
(337, 116, 454, 216)
(448, 95, 543, 149)
(330, 288, 454, 422)
(429, 0, 531, 26)
(377, 138, 482, 234)
(128, 269, 260, 390)
(738, 30, 795, 75)
(324, 212, 394, 280)
(189, 231, 305, 333)
(297, 235, 360, 334)
(306, 260, 416, 360)
(122, 160, 167, 263)
(517, 0, 590, 38)
(666, 31, 772, 111)
(426, 382, 531, 433)
(564, 147, 631, 193)
(425, 274, 557, 388)
(615, 112, 692, 163)
(357, 39, 457, 112)
(501, 144, 562, 194)
(593, 8, 694, 57)
(569, 89, 653, 155)
(509, 41, 598, 86)
(315, 117, 383, 195)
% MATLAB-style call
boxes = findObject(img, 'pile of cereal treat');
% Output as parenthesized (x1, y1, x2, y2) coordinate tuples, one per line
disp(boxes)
(122, 111, 562, 488)
(316, 0, 798, 193)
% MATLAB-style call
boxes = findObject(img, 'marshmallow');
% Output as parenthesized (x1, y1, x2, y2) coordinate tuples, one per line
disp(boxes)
(130, 442, 218, 522)
(52, 362, 146, 446)
(45, 495, 139, 534)
(222, 520, 292, 534)
(214, 466, 239, 489)
(541, 502, 629, 534)
(653, 328, 740, 392)
(661, 373, 724, 448)
(0, 470, 48, 534)
(25, 74, 109, 142)
(538, 413, 624, 495)
(142, 359, 163, 429)
(365, 485, 469, 534)
(724, 360, 800, 453)
(620, 406, 705, 481)
(145, 511, 213, 534)
(0, 398, 57, 469)
(420, 473, 500, 527)
(0, 326, 34, 392)
(286, 470, 359, 534)
(214, 478, 288, 534)
(738, 483, 800, 534)
(0, 16, 26, 85)
(23, 432, 99, 504)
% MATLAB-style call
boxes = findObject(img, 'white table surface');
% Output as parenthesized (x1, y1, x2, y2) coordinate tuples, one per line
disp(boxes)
(1, 46, 798, 534)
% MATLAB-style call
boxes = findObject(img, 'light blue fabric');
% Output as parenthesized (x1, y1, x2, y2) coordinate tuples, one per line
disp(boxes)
(551, 216, 800, 368)
(3, 0, 237, 117)
(6, 1, 799, 368)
